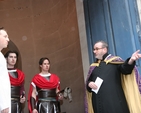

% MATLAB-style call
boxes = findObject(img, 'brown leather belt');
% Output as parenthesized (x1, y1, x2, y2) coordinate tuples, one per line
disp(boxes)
(38, 89, 57, 98)
(11, 98, 19, 101)
(38, 97, 57, 101)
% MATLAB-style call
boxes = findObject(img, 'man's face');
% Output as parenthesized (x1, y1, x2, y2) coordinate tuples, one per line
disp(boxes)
(93, 42, 106, 60)
(0, 30, 9, 50)
(7, 53, 17, 67)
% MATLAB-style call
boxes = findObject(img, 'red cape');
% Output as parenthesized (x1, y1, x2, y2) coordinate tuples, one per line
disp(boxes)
(28, 73, 60, 113)
(9, 69, 25, 86)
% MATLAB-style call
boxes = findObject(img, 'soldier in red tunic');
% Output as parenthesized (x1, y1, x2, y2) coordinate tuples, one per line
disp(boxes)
(5, 50, 26, 113)
(28, 57, 63, 113)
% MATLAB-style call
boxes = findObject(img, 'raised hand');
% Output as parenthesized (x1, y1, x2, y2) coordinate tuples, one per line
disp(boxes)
(128, 50, 141, 64)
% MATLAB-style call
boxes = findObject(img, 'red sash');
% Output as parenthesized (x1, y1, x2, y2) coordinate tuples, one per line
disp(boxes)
(28, 73, 60, 113)
(9, 69, 25, 86)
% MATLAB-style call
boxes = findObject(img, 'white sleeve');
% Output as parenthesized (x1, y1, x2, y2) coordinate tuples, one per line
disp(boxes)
(0, 52, 11, 112)
(31, 82, 38, 95)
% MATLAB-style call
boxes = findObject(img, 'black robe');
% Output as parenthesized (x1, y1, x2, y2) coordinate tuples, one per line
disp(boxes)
(86, 54, 135, 113)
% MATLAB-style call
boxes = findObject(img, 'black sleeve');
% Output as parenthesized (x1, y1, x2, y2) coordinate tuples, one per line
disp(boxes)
(86, 74, 92, 92)
(119, 58, 135, 75)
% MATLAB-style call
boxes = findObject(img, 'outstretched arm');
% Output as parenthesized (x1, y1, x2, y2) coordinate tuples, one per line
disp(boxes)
(128, 50, 141, 65)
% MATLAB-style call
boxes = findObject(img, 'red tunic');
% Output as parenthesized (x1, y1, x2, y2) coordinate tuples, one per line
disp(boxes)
(28, 73, 60, 113)
(9, 69, 25, 86)
(9, 69, 25, 95)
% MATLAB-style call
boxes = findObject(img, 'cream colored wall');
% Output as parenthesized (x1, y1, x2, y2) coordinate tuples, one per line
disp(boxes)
(75, 0, 90, 82)
(0, 0, 85, 113)
(137, 0, 141, 22)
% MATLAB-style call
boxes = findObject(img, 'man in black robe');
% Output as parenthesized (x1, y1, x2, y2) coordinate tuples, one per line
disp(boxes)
(85, 40, 141, 113)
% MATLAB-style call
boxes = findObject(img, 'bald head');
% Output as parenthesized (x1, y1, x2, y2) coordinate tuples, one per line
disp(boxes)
(93, 41, 108, 60)
(0, 28, 9, 51)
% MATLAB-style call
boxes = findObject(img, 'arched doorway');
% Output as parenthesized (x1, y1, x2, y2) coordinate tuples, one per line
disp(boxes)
(2, 40, 22, 69)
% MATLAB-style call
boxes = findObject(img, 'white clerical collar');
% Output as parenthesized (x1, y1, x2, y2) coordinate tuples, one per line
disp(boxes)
(8, 69, 17, 72)
(39, 73, 51, 77)
(104, 54, 112, 60)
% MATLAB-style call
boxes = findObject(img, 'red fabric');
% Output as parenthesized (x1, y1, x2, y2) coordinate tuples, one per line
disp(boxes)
(28, 73, 60, 113)
(28, 83, 34, 113)
(9, 69, 25, 86)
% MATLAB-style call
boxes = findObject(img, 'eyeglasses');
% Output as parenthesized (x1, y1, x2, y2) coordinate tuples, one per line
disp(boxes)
(93, 47, 104, 51)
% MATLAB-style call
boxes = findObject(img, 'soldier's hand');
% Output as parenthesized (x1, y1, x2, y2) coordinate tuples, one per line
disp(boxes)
(20, 95, 25, 103)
